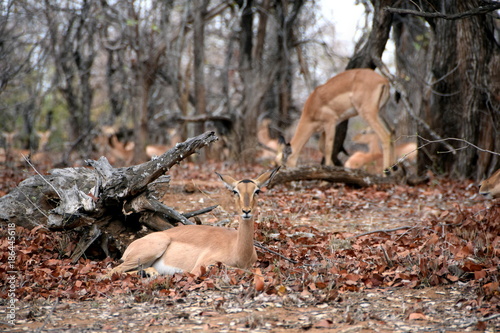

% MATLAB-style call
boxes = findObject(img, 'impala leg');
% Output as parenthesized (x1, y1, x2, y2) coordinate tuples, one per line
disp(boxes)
(102, 232, 171, 279)
(288, 120, 318, 167)
(366, 115, 393, 171)
(318, 132, 325, 156)
(322, 122, 337, 166)
(129, 266, 160, 278)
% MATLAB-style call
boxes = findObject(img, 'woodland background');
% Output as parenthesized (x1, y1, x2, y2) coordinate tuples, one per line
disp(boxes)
(1, 0, 499, 179)
(1, 1, 500, 331)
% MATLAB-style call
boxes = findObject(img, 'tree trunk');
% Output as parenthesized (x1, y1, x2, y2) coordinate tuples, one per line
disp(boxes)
(418, 0, 500, 179)
(232, 0, 259, 161)
(43, 1, 98, 157)
(275, 0, 305, 131)
(133, 75, 151, 164)
(331, 0, 397, 165)
(193, 0, 209, 140)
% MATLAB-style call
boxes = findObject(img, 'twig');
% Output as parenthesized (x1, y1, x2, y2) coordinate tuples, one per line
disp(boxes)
(460, 313, 500, 329)
(182, 205, 219, 219)
(416, 136, 500, 156)
(384, 3, 500, 20)
(35, 298, 59, 333)
(380, 245, 393, 268)
(22, 154, 63, 199)
(482, 313, 500, 322)
(254, 241, 298, 264)
(349, 226, 412, 238)
(370, 57, 457, 155)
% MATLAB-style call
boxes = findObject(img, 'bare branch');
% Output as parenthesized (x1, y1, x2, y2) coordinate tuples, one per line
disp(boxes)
(384, 3, 500, 20)
(350, 226, 413, 238)
(370, 57, 458, 155)
(254, 241, 298, 264)
(416, 135, 500, 157)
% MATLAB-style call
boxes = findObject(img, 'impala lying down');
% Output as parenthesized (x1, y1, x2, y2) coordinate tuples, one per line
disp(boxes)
(107, 167, 280, 277)
(479, 168, 500, 199)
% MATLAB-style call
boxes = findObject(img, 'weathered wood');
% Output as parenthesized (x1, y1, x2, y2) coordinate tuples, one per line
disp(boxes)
(71, 224, 102, 263)
(0, 132, 219, 255)
(123, 193, 194, 225)
(182, 205, 218, 219)
(135, 205, 219, 231)
(269, 165, 396, 187)
(0, 167, 100, 230)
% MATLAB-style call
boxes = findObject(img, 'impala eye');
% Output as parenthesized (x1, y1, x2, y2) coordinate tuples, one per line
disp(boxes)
(232, 190, 238, 195)
(254, 189, 261, 195)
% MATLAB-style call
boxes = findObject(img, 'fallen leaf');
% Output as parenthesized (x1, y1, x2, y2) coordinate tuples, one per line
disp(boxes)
(474, 270, 486, 280)
(314, 319, 334, 328)
(483, 282, 499, 295)
(408, 313, 427, 320)
(253, 268, 265, 291)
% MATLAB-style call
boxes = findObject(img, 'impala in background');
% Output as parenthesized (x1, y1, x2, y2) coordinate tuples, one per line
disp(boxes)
(277, 69, 394, 173)
(479, 168, 500, 199)
(345, 130, 417, 174)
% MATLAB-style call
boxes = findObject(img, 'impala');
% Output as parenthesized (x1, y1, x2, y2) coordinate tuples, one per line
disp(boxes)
(257, 118, 280, 160)
(108, 167, 280, 277)
(146, 128, 183, 158)
(1, 131, 30, 163)
(345, 130, 417, 173)
(277, 69, 394, 172)
(344, 132, 383, 173)
(479, 168, 500, 199)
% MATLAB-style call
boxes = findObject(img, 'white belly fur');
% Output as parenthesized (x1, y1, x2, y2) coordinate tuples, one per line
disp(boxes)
(152, 260, 184, 275)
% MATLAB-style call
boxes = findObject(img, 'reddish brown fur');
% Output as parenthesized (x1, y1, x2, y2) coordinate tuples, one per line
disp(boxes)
(279, 69, 394, 172)
(479, 168, 500, 199)
(345, 130, 417, 173)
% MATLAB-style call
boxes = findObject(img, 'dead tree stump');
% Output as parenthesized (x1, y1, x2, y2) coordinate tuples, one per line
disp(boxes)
(0, 131, 219, 260)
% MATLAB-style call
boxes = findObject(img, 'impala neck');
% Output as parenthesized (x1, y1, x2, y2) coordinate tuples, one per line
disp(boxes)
(236, 216, 255, 260)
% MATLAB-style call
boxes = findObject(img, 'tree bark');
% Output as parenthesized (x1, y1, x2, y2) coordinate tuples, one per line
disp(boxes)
(43, 0, 98, 157)
(193, 0, 209, 140)
(416, 0, 500, 179)
(269, 165, 396, 188)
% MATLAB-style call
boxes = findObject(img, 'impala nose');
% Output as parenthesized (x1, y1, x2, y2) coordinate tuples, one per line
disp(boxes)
(242, 209, 252, 219)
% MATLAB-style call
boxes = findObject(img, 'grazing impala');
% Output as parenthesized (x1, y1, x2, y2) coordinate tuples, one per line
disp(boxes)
(479, 168, 500, 199)
(277, 69, 394, 172)
(345, 130, 417, 173)
(108, 167, 280, 277)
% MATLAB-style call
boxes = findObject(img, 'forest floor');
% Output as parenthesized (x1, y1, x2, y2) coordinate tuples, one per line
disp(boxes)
(0, 157, 499, 332)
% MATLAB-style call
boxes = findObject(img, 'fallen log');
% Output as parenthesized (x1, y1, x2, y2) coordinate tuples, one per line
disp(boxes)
(268, 165, 396, 187)
(0, 131, 219, 259)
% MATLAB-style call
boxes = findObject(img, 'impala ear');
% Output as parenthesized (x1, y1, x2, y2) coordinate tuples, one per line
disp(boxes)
(254, 166, 280, 188)
(215, 172, 238, 190)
